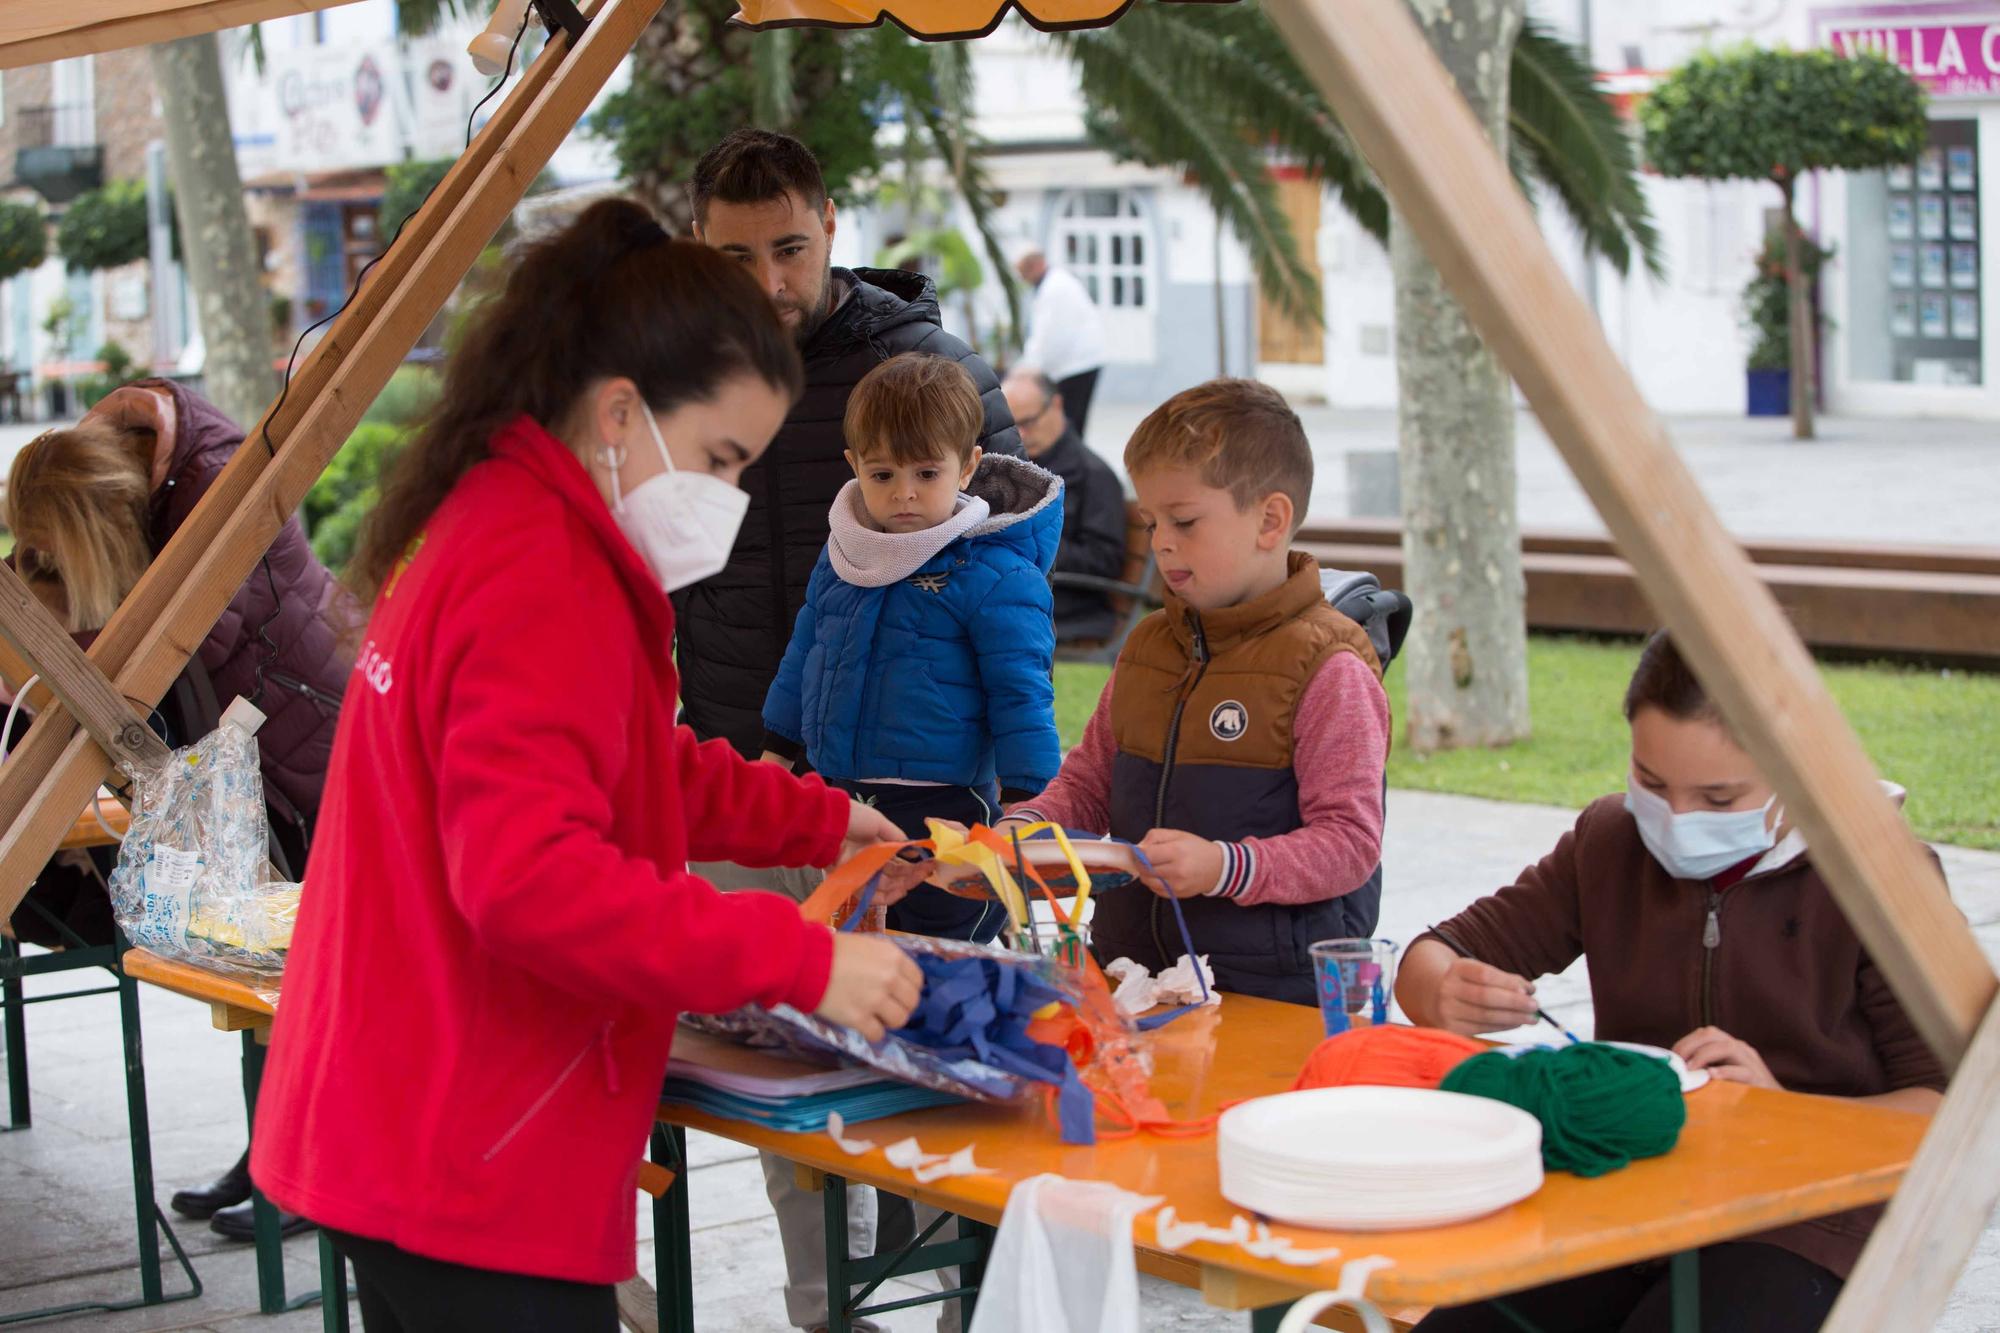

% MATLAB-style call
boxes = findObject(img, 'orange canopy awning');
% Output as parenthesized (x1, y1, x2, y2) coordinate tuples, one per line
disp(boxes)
(733, 0, 1229, 40)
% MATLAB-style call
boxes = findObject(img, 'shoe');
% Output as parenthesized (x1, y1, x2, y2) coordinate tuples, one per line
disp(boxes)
(169, 1150, 251, 1220)
(209, 1200, 317, 1242)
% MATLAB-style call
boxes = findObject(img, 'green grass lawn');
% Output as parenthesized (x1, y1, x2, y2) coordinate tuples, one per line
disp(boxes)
(1056, 637, 2000, 851)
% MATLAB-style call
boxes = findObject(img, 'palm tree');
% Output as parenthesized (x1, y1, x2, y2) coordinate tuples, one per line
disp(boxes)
(597, 16, 1025, 337)
(1052, 3, 1661, 328)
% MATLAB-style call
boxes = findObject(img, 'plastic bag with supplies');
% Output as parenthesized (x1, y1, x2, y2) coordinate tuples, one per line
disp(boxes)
(967, 1175, 1160, 1333)
(107, 698, 298, 992)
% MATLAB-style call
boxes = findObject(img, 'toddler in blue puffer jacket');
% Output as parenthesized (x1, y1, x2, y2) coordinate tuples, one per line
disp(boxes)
(761, 352, 1063, 940)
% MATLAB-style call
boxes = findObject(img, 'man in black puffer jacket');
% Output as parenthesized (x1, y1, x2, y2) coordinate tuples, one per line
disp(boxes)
(678, 129, 1021, 760)
(682, 129, 1020, 1333)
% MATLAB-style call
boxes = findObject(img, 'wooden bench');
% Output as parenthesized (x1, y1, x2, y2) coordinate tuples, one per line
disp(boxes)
(1297, 522, 2000, 665)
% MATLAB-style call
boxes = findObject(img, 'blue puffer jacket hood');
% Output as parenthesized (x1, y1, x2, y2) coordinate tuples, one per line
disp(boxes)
(762, 454, 1064, 797)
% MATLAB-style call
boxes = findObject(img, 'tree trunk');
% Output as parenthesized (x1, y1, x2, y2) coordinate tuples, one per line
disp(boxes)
(152, 33, 276, 434)
(1391, 0, 1530, 752)
(1781, 176, 1816, 441)
(629, 12, 700, 233)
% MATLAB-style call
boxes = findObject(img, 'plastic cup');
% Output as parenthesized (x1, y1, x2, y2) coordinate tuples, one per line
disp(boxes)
(1310, 938, 1399, 1036)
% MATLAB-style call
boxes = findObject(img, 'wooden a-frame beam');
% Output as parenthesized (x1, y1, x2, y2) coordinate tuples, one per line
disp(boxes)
(0, 0, 586, 883)
(1822, 990, 2000, 1331)
(0, 0, 365, 71)
(0, 0, 665, 920)
(1262, 0, 1992, 1067)
(0, 564, 170, 776)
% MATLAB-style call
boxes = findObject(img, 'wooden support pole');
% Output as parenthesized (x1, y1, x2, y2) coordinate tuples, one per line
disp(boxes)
(1262, 0, 1991, 1065)
(0, 0, 663, 919)
(0, 0, 584, 847)
(0, 0, 365, 71)
(0, 564, 170, 775)
(1822, 995, 2000, 1331)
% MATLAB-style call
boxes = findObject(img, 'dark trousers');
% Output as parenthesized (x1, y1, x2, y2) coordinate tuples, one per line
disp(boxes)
(1057, 368, 1100, 437)
(1414, 1242, 1843, 1333)
(326, 1228, 617, 1333)
(830, 779, 1005, 944)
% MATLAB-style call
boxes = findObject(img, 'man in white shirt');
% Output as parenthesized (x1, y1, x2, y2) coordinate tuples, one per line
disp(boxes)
(1015, 249, 1107, 435)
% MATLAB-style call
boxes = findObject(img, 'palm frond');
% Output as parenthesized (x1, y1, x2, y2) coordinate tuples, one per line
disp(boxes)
(1052, 5, 1386, 246)
(1126, 3, 1388, 243)
(751, 29, 798, 126)
(393, 0, 477, 37)
(1509, 18, 1664, 278)
(1055, 22, 1321, 329)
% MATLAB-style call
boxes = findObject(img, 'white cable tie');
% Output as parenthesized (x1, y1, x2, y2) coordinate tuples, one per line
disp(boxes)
(824, 1113, 876, 1156)
(1273, 1256, 1398, 1333)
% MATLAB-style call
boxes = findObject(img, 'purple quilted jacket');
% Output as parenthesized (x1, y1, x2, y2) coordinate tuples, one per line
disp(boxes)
(142, 380, 359, 826)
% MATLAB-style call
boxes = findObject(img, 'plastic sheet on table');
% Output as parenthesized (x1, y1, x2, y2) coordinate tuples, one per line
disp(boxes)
(106, 712, 294, 1001)
(684, 933, 1092, 1107)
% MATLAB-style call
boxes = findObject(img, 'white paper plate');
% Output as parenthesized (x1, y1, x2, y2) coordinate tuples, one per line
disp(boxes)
(1495, 1040, 1709, 1093)
(1217, 1088, 1544, 1230)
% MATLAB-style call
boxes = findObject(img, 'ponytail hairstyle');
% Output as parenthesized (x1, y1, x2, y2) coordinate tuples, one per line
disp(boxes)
(347, 197, 803, 600)
(5, 418, 155, 632)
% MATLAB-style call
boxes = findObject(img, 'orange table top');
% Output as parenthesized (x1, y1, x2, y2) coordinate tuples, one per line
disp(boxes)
(662, 995, 1929, 1309)
(121, 946, 276, 1024)
(118, 946, 1926, 1309)
(59, 795, 130, 850)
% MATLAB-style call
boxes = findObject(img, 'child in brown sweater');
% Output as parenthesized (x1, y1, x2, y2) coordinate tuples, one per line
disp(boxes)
(1398, 631, 1944, 1333)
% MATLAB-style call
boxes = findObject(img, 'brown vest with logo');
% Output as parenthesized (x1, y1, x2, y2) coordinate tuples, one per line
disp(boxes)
(1096, 553, 1383, 1004)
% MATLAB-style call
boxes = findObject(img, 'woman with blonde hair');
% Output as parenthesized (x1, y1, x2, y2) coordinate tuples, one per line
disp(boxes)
(4, 377, 356, 1238)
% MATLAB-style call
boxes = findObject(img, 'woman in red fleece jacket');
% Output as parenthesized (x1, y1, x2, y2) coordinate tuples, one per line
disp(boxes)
(251, 200, 920, 1332)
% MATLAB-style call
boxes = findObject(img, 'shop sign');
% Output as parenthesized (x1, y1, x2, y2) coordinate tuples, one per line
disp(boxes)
(1819, 7, 2000, 97)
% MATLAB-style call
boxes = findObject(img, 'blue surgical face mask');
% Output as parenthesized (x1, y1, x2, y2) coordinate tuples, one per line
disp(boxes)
(1624, 774, 1779, 882)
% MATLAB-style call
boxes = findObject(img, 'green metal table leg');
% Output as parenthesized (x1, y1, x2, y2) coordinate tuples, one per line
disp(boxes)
(319, 1231, 350, 1333)
(119, 967, 164, 1303)
(956, 1216, 994, 1328)
(824, 1172, 853, 1333)
(240, 1029, 289, 1314)
(653, 1126, 695, 1333)
(1670, 1249, 1699, 1333)
(1249, 1304, 1288, 1333)
(3, 936, 28, 1130)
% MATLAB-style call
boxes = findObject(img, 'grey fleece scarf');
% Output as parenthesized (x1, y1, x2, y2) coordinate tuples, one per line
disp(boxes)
(826, 486, 991, 588)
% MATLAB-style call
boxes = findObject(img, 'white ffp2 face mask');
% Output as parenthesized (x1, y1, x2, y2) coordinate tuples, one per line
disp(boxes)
(1624, 774, 1779, 882)
(606, 406, 748, 594)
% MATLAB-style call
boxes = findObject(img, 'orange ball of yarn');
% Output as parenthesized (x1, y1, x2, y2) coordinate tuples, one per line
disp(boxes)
(1294, 1025, 1488, 1091)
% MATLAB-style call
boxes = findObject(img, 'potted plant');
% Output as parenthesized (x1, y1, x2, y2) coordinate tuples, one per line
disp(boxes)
(40, 294, 79, 418)
(1644, 45, 1926, 438)
(1742, 230, 1832, 418)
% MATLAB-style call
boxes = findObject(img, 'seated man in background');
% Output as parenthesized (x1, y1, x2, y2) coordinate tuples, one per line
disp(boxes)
(1002, 370, 1126, 644)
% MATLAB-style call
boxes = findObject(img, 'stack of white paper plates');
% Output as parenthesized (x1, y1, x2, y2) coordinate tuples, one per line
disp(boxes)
(1218, 1087, 1544, 1231)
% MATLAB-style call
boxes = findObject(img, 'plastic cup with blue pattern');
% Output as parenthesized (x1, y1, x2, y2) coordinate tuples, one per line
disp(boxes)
(1310, 938, 1399, 1037)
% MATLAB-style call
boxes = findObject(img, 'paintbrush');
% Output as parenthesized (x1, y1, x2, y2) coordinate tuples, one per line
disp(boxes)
(1425, 923, 1581, 1045)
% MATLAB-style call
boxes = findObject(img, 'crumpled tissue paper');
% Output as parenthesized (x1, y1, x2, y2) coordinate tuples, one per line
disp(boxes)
(1105, 954, 1222, 1017)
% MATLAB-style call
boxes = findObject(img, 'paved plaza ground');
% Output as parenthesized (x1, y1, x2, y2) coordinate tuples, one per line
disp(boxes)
(7, 404, 1999, 546)
(6, 790, 2000, 1331)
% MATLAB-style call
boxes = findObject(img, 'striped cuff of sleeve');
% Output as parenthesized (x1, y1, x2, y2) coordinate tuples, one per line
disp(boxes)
(1206, 841, 1257, 899)
(1007, 805, 1049, 823)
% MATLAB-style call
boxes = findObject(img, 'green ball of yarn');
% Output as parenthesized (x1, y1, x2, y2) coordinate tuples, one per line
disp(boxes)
(1439, 1042, 1686, 1178)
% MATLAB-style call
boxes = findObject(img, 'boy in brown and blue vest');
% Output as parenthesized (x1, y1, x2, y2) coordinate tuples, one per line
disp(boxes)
(1003, 378, 1391, 1005)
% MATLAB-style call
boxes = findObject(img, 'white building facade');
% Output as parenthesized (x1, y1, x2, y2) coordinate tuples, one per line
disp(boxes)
(923, 0, 1997, 419)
